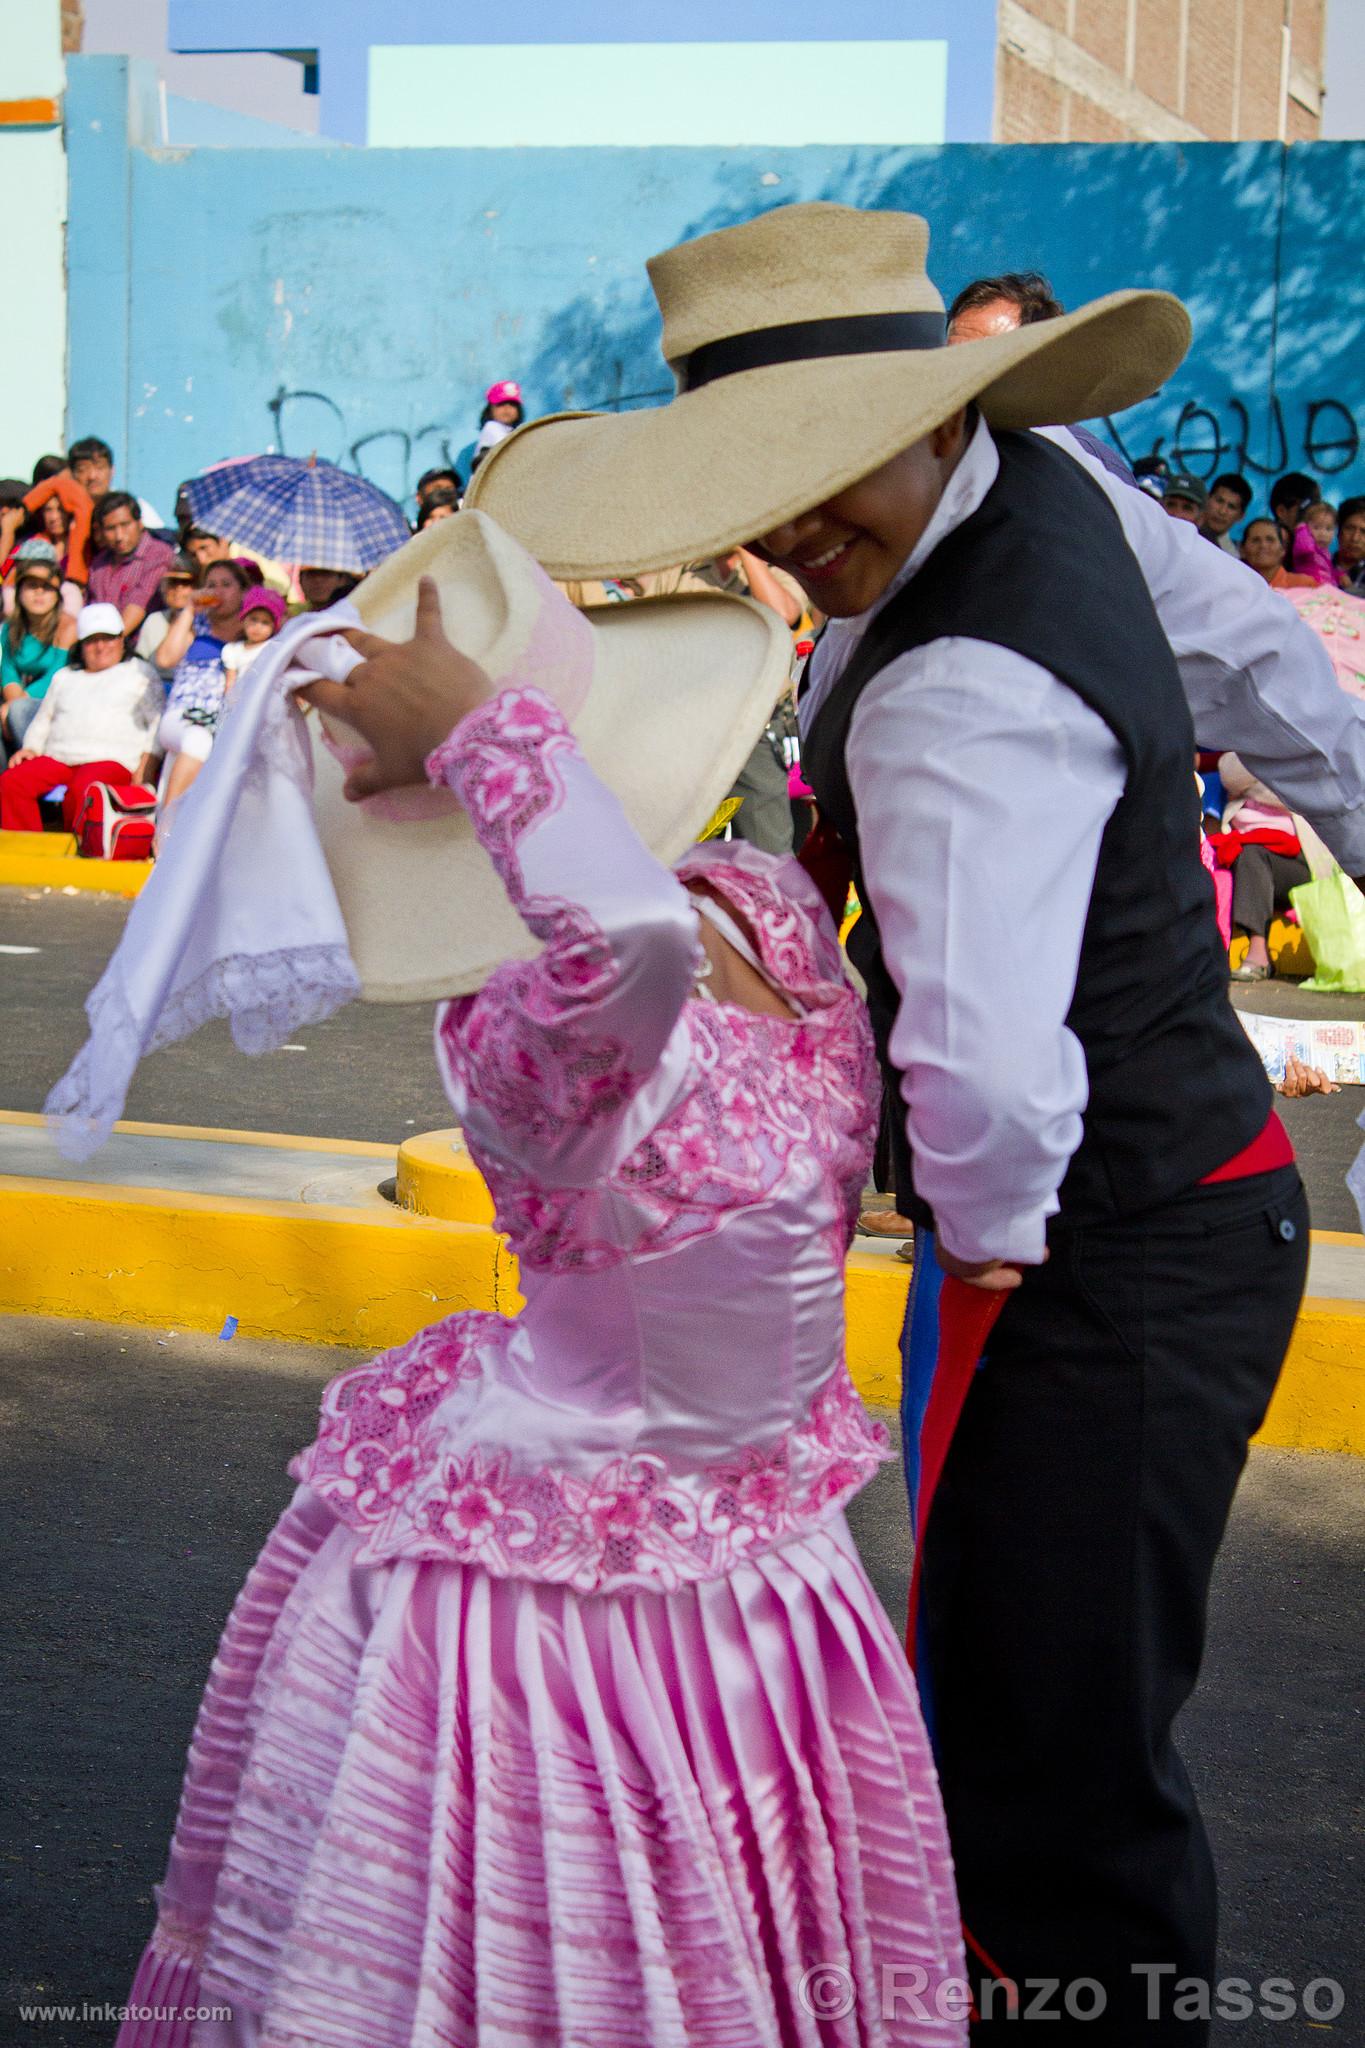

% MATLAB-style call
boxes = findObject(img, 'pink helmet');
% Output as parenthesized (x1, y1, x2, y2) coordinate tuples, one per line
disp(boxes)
(485, 379, 522, 408)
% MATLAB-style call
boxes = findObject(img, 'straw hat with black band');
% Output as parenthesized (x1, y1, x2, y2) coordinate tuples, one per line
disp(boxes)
(466, 202, 1191, 577)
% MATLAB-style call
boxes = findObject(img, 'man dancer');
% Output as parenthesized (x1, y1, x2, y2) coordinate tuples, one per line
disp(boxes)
(466, 203, 1363, 2039)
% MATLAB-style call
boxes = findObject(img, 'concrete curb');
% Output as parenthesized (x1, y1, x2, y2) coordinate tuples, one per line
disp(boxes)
(0, 1117, 1359, 1455)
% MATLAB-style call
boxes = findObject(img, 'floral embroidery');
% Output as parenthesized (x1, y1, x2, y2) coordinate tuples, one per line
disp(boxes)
(293, 1360, 889, 1595)
(426, 686, 577, 899)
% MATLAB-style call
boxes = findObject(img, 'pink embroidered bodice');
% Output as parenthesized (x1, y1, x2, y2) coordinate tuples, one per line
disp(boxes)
(290, 687, 889, 1592)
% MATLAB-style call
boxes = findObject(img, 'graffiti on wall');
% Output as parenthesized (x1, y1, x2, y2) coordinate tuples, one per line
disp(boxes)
(265, 365, 674, 504)
(269, 379, 1362, 510)
(1103, 396, 1360, 483)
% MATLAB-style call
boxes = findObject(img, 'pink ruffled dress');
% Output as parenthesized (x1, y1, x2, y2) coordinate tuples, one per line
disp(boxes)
(118, 688, 965, 2047)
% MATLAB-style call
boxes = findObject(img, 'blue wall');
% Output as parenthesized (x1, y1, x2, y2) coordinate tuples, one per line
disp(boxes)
(64, 57, 1365, 527)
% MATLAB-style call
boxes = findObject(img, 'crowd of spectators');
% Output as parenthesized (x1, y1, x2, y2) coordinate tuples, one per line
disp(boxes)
(1, 333, 1362, 1029)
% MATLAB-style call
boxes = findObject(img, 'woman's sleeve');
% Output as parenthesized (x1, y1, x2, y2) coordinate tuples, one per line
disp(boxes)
(22, 475, 94, 584)
(428, 685, 699, 1176)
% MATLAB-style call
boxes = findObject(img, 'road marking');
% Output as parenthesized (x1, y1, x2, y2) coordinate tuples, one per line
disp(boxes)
(0, 944, 40, 954)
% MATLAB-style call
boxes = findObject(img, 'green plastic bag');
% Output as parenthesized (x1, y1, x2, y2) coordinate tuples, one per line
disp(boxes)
(1289, 870, 1365, 992)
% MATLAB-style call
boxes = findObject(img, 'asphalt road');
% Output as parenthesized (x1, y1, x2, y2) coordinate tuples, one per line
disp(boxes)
(3, 887, 1365, 1228)
(1, 1316, 1360, 2046)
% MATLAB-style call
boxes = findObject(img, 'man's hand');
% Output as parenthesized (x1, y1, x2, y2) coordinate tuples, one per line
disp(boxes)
(937, 1242, 1043, 1292)
(296, 575, 495, 800)
(6, 749, 37, 769)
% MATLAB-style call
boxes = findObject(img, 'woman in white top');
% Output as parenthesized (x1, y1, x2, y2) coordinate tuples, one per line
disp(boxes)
(0, 602, 162, 831)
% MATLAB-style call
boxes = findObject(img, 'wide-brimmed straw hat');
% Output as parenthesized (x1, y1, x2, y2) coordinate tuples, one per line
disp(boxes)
(307, 509, 792, 1001)
(466, 202, 1191, 577)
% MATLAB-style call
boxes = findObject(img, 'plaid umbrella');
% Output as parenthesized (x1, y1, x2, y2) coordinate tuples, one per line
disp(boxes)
(182, 456, 410, 574)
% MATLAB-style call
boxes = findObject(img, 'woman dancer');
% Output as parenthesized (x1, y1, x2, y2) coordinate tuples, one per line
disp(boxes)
(116, 575, 965, 2046)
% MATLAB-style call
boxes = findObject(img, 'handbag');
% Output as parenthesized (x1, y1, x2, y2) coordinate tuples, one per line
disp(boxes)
(1288, 870, 1365, 993)
(73, 781, 157, 862)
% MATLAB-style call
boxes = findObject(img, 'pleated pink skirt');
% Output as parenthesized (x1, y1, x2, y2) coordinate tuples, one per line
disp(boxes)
(117, 1485, 966, 2047)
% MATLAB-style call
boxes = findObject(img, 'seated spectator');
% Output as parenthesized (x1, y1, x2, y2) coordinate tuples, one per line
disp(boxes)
(2, 535, 82, 627)
(1240, 517, 1316, 590)
(1213, 752, 1311, 983)
(1269, 469, 1316, 545)
(134, 553, 199, 665)
(416, 467, 462, 513)
(1291, 499, 1338, 586)
(152, 559, 252, 807)
(0, 480, 29, 579)
(1162, 472, 1206, 524)
(183, 526, 230, 574)
(464, 380, 525, 477)
(221, 585, 285, 683)
(1, 555, 76, 751)
(1335, 495, 1365, 592)
(21, 466, 94, 588)
(417, 486, 459, 529)
(299, 566, 361, 611)
(87, 494, 175, 634)
(946, 270, 1065, 340)
(0, 603, 161, 831)
(67, 436, 164, 530)
(1198, 472, 1251, 555)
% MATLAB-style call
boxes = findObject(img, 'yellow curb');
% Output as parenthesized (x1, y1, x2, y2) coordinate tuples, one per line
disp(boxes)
(0, 830, 151, 896)
(0, 1161, 1359, 1453)
(396, 1130, 495, 1224)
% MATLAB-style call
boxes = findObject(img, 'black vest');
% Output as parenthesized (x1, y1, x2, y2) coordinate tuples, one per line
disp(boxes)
(802, 429, 1270, 1229)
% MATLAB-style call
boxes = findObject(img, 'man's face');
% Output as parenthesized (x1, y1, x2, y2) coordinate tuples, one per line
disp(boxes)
(751, 412, 970, 619)
(72, 452, 113, 498)
(1338, 512, 1365, 566)
(947, 296, 1019, 345)
(1203, 485, 1245, 536)
(1242, 521, 1285, 574)
(81, 633, 124, 671)
(1164, 494, 1203, 525)
(186, 533, 227, 570)
(102, 504, 143, 557)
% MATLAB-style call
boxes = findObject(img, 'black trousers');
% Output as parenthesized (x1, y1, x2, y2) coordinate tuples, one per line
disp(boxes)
(1230, 846, 1310, 937)
(919, 1165, 1309, 2042)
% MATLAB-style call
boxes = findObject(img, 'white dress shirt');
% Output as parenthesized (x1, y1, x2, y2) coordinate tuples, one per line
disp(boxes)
(802, 417, 1365, 1264)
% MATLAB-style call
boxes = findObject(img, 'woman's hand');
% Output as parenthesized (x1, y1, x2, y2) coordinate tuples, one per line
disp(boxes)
(7, 749, 37, 769)
(297, 576, 495, 800)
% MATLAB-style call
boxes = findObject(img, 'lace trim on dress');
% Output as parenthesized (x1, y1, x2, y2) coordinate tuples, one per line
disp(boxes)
(289, 1313, 890, 1595)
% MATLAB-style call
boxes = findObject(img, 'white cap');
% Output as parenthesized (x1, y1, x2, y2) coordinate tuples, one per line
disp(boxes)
(76, 602, 126, 641)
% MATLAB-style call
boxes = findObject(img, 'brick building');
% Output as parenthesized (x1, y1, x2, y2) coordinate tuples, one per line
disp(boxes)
(996, 0, 1325, 143)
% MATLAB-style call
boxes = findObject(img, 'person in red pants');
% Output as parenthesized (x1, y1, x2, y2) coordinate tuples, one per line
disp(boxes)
(0, 602, 162, 831)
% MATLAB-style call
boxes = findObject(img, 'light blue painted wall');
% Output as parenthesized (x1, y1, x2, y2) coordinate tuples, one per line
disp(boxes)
(62, 59, 1365, 528)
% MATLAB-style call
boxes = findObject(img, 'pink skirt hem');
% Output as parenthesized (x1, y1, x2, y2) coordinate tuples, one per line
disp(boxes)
(116, 1486, 965, 2048)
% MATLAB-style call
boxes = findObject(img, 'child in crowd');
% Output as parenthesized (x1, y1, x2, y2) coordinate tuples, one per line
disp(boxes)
(1, 554, 77, 751)
(221, 585, 286, 683)
(152, 559, 252, 808)
(1291, 500, 1338, 586)
(0, 603, 161, 830)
